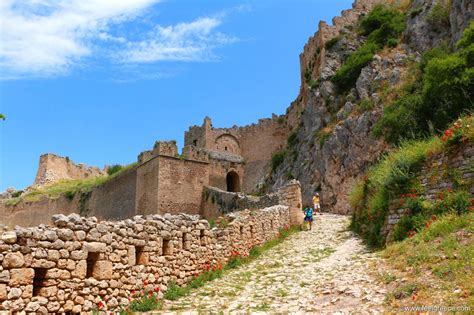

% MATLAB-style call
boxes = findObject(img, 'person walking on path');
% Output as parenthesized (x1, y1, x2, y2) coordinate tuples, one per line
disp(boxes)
(313, 193, 321, 216)
(303, 207, 314, 230)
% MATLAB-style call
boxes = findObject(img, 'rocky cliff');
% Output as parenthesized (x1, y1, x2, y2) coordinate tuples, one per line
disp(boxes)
(265, 0, 473, 214)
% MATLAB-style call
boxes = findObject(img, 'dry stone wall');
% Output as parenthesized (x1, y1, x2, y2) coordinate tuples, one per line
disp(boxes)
(382, 143, 474, 243)
(0, 205, 290, 313)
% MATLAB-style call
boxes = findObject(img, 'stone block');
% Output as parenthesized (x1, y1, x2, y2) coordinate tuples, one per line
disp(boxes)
(37, 286, 58, 297)
(92, 261, 113, 280)
(127, 246, 136, 266)
(71, 260, 86, 279)
(7, 287, 22, 299)
(31, 259, 55, 269)
(71, 250, 87, 260)
(1, 231, 17, 244)
(9, 268, 34, 286)
(3, 252, 25, 268)
(21, 284, 33, 298)
(83, 242, 106, 253)
(0, 284, 6, 300)
(0, 271, 10, 283)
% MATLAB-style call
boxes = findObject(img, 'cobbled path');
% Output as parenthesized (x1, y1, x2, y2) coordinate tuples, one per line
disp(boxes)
(160, 214, 387, 314)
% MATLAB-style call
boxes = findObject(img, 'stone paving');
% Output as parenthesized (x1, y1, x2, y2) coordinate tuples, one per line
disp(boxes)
(160, 213, 387, 314)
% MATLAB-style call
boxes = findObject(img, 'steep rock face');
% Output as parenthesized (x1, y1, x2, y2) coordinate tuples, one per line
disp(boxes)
(265, 0, 472, 214)
(405, 0, 473, 52)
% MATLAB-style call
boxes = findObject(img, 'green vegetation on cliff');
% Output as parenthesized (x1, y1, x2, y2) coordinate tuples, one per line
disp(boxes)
(331, 5, 406, 92)
(374, 22, 474, 144)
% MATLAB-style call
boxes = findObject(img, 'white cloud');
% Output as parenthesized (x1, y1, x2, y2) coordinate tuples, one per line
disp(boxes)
(0, 0, 238, 79)
(121, 17, 238, 63)
(0, 0, 157, 78)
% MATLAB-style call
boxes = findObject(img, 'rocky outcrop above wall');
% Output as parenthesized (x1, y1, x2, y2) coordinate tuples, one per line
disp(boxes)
(267, 0, 472, 215)
(405, 0, 473, 52)
(0, 206, 290, 313)
(33, 154, 106, 187)
(382, 143, 474, 243)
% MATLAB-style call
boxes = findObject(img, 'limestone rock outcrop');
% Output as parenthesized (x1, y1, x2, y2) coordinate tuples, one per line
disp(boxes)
(266, 0, 473, 214)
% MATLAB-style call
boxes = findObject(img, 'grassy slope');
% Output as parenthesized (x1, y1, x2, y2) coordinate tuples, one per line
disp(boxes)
(4, 163, 137, 206)
(381, 212, 473, 309)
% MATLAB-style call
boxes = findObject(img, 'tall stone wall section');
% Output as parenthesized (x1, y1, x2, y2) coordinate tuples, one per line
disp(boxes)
(382, 143, 474, 243)
(33, 154, 106, 187)
(0, 206, 290, 313)
(239, 117, 289, 193)
(277, 180, 304, 226)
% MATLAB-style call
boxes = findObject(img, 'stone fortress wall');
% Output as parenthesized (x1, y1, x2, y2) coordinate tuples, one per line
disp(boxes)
(0, 205, 290, 313)
(33, 154, 106, 187)
(0, 135, 302, 228)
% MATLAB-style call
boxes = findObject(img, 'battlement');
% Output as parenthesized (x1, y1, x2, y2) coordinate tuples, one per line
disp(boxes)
(137, 141, 179, 164)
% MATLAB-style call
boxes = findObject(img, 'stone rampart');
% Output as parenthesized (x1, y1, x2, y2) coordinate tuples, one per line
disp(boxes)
(0, 205, 290, 313)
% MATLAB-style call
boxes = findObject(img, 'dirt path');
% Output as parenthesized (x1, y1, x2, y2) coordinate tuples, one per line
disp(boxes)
(161, 214, 387, 314)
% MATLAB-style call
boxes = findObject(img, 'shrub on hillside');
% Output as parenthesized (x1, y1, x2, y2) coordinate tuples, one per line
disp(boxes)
(331, 43, 379, 92)
(271, 151, 285, 172)
(426, 1, 450, 28)
(331, 5, 406, 92)
(107, 164, 123, 176)
(349, 139, 437, 247)
(325, 36, 341, 50)
(351, 116, 473, 247)
(374, 23, 474, 144)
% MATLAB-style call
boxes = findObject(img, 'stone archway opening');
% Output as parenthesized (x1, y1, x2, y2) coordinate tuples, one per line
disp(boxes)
(226, 171, 240, 192)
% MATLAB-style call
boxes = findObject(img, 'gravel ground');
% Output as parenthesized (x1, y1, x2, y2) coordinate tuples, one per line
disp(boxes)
(160, 213, 387, 314)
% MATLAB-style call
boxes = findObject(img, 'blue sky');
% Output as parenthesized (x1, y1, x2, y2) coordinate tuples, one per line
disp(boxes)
(0, 0, 352, 191)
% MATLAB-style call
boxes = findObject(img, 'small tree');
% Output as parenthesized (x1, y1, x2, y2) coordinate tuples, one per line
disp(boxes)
(0, 114, 5, 120)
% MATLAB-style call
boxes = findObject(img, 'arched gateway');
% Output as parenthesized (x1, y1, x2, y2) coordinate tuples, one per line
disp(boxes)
(226, 171, 240, 192)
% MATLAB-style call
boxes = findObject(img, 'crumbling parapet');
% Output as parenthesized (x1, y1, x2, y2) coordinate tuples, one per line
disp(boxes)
(33, 154, 106, 187)
(137, 141, 179, 164)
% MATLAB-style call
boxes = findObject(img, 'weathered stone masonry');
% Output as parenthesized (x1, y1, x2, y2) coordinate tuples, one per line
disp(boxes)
(0, 205, 290, 313)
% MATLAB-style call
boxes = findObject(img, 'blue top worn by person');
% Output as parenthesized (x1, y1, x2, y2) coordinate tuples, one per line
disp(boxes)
(304, 207, 314, 222)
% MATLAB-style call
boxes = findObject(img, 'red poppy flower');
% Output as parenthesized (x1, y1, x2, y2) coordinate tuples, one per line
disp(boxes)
(98, 301, 104, 309)
(154, 287, 161, 292)
(143, 280, 148, 286)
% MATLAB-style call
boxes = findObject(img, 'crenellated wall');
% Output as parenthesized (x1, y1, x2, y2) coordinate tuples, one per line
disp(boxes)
(0, 206, 290, 313)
